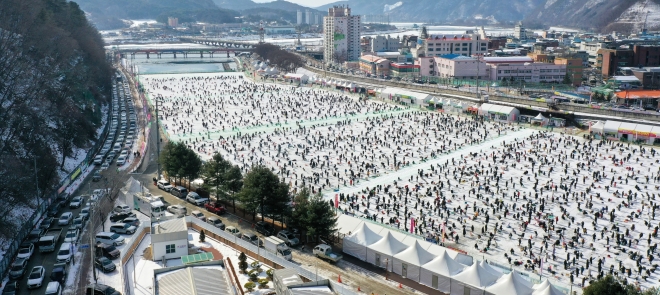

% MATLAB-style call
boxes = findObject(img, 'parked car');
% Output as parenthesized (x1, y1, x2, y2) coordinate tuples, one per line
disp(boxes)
(110, 212, 136, 222)
(17, 242, 34, 260)
(277, 230, 300, 247)
(27, 266, 45, 289)
(64, 229, 80, 243)
(206, 217, 225, 230)
(121, 217, 140, 227)
(190, 210, 206, 222)
(58, 212, 73, 226)
(157, 179, 173, 192)
(113, 205, 131, 214)
(2, 281, 18, 295)
(44, 281, 62, 295)
(56, 243, 73, 263)
(94, 257, 116, 273)
(204, 202, 226, 215)
(9, 257, 29, 280)
(71, 216, 85, 230)
(241, 233, 263, 247)
(255, 221, 274, 236)
(95, 243, 120, 260)
(92, 171, 101, 182)
(27, 229, 45, 244)
(50, 263, 68, 285)
(225, 226, 241, 237)
(39, 217, 55, 230)
(69, 196, 83, 209)
(110, 223, 136, 235)
(170, 186, 188, 198)
(85, 284, 121, 295)
(167, 204, 187, 216)
(187, 192, 209, 206)
(79, 207, 90, 221)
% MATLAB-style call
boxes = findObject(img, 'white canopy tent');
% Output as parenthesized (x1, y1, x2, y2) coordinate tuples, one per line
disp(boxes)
(342, 223, 384, 261)
(366, 232, 410, 271)
(532, 284, 566, 295)
(392, 240, 436, 282)
(335, 214, 363, 236)
(590, 121, 605, 134)
(603, 121, 622, 135)
(484, 272, 534, 295)
(480, 261, 503, 279)
(419, 249, 465, 293)
(450, 262, 501, 295)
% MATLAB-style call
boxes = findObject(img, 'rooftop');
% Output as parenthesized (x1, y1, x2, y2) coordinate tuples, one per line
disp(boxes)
(483, 56, 534, 63)
(156, 264, 230, 295)
(152, 218, 187, 234)
(615, 90, 660, 99)
(437, 54, 476, 61)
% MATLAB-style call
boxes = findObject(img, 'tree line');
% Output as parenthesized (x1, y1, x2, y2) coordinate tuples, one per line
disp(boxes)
(253, 43, 305, 74)
(159, 142, 337, 242)
(0, 0, 112, 242)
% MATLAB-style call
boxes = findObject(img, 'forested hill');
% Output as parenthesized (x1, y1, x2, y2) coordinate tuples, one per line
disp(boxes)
(0, 0, 111, 241)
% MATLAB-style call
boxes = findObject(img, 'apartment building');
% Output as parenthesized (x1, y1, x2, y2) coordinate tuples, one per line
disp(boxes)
(421, 31, 488, 57)
(323, 5, 361, 64)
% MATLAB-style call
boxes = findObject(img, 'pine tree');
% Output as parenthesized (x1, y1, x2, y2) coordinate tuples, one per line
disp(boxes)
(199, 230, 205, 242)
(238, 252, 248, 273)
(290, 188, 311, 231)
(239, 165, 288, 221)
(304, 192, 338, 243)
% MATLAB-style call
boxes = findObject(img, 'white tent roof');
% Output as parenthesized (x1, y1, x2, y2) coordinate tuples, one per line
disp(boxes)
(344, 223, 384, 247)
(479, 261, 503, 279)
(591, 121, 605, 133)
(533, 113, 546, 120)
(532, 279, 550, 290)
(619, 122, 637, 133)
(532, 284, 566, 295)
(452, 261, 500, 288)
(652, 126, 660, 137)
(603, 120, 622, 134)
(420, 249, 465, 276)
(634, 124, 653, 135)
(369, 232, 409, 256)
(336, 214, 363, 236)
(485, 272, 534, 295)
(121, 176, 143, 196)
(480, 103, 496, 112)
(393, 240, 436, 267)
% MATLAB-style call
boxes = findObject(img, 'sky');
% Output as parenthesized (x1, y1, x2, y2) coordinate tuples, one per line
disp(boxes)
(251, 0, 340, 8)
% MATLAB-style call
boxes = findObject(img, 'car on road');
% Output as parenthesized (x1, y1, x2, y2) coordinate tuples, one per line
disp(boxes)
(94, 155, 104, 165)
(27, 266, 45, 289)
(69, 196, 83, 209)
(255, 221, 274, 236)
(114, 205, 131, 214)
(17, 242, 34, 260)
(94, 257, 116, 273)
(27, 228, 45, 244)
(206, 216, 225, 230)
(39, 217, 55, 230)
(101, 162, 110, 170)
(116, 155, 127, 166)
(47, 205, 60, 217)
(170, 186, 188, 198)
(187, 192, 209, 206)
(110, 223, 136, 235)
(56, 243, 73, 263)
(80, 207, 91, 221)
(157, 179, 173, 192)
(50, 263, 68, 285)
(191, 210, 206, 222)
(72, 216, 85, 230)
(58, 212, 73, 226)
(241, 233, 263, 247)
(225, 226, 241, 237)
(110, 212, 136, 222)
(2, 281, 18, 295)
(45, 281, 62, 295)
(167, 204, 187, 216)
(64, 229, 80, 243)
(9, 257, 29, 280)
(92, 170, 102, 182)
(277, 230, 300, 247)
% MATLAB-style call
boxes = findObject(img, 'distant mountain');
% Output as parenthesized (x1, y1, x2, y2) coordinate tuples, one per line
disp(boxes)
(314, 0, 660, 32)
(213, 0, 325, 13)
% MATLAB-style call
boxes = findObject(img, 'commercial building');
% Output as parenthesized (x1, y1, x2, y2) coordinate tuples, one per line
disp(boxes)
(598, 48, 634, 77)
(361, 35, 401, 53)
(359, 55, 390, 76)
(151, 218, 189, 261)
(390, 63, 420, 78)
(514, 21, 527, 40)
(554, 58, 583, 86)
(633, 45, 660, 68)
(323, 5, 361, 64)
(265, 26, 296, 34)
(417, 54, 488, 79)
(421, 31, 488, 57)
(629, 67, 660, 89)
(297, 10, 303, 25)
(167, 17, 178, 28)
(486, 57, 567, 83)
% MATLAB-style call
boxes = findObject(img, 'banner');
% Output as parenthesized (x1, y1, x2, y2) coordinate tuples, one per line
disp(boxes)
(334, 194, 339, 208)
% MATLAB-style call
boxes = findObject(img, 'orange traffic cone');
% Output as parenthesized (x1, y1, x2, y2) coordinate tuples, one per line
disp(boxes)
(338, 275, 342, 283)
(399, 283, 403, 288)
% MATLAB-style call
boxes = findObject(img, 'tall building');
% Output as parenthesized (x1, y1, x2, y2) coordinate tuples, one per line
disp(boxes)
(420, 31, 488, 57)
(297, 10, 303, 25)
(323, 5, 361, 64)
(305, 10, 311, 25)
(167, 17, 178, 28)
(514, 21, 526, 40)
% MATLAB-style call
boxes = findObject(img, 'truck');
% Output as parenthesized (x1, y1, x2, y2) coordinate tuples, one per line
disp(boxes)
(132, 192, 166, 218)
(204, 202, 226, 215)
(264, 236, 292, 261)
(49, 263, 69, 285)
(38, 229, 63, 253)
(313, 244, 342, 263)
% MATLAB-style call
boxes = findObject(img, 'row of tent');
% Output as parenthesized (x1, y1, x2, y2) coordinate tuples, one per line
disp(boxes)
(337, 214, 567, 295)
(591, 120, 660, 140)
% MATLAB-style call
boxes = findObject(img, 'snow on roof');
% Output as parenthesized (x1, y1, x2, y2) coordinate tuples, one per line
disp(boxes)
(336, 214, 363, 235)
(368, 231, 409, 256)
(290, 285, 334, 294)
(452, 262, 500, 288)
(420, 249, 465, 276)
(603, 120, 622, 133)
(532, 284, 566, 295)
(344, 222, 384, 246)
(483, 56, 534, 63)
(393, 240, 436, 266)
(485, 271, 534, 295)
(381, 87, 433, 101)
(611, 76, 640, 82)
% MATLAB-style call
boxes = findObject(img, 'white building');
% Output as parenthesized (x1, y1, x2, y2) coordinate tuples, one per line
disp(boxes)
(417, 54, 488, 79)
(488, 62, 566, 83)
(324, 5, 361, 64)
(297, 10, 303, 25)
(514, 21, 527, 40)
(151, 218, 189, 261)
(305, 10, 311, 25)
(368, 35, 401, 52)
(421, 31, 488, 58)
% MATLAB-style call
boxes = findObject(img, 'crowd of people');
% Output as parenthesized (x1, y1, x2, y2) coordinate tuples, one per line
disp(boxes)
(143, 72, 660, 290)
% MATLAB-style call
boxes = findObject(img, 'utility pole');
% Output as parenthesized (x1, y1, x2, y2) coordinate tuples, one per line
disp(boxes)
(155, 97, 161, 179)
(90, 204, 97, 283)
(34, 157, 40, 209)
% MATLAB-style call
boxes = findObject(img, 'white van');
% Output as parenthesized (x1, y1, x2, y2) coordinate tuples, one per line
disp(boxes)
(56, 243, 72, 263)
(95, 232, 125, 246)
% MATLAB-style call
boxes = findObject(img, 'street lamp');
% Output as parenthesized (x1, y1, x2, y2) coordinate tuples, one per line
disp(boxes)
(154, 97, 163, 179)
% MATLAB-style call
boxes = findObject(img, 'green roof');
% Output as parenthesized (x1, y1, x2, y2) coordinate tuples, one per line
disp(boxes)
(181, 252, 214, 265)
